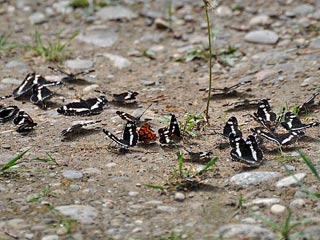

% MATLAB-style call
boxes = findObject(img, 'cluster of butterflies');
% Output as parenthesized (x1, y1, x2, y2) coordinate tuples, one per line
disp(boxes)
(221, 93, 319, 166)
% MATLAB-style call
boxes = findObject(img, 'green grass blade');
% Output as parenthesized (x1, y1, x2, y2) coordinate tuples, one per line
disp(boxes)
(178, 151, 183, 176)
(197, 157, 218, 175)
(298, 151, 320, 181)
(0, 148, 31, 172)
(144, 184, 164, 191)
(251, 212, 282, 232)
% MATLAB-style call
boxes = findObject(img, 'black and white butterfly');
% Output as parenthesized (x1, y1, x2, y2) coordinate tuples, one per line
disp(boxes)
(61, 120, 102, 137)
(281, 112, 319, 132)
(116, 104, 152, 124)
(223, 98, 271, 111)
(200, 80, 252, 98)
(251, 128, 304, 146)
(0, 105, 19, 123)
(103, 121, 138, 148)
(48, 66, 95, 84)
(185, 149, 213, 161)
(57, 96, 108, 116)
(229, 133, 263, 166)
(158, 114, 182, 144)
(30, 84, 54, 107)
(112, 91, 139, 103)
(222, 116, 242, 138)
(297, 93, 319, 116)
(13, 111, 37, 132)
(253, 99, 285, 131)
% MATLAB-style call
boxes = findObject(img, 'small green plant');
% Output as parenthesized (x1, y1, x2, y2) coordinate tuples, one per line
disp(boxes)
(27, 184, 56, 203)
(231, 193, 246, 218)
(142, 49, 156, 59)
(160, 231, 184, 240)
(23, 30, 78, 62)
(252, 211, 307, 240)
(0, 148, 31, 173)
(181, 113, 205, 137)
(32, 153, 59, 165)
(70, 0, 89, 8)
(175, 46, 209, 62)
(299, 151, 320, 181)
(167, 0, 173, 29)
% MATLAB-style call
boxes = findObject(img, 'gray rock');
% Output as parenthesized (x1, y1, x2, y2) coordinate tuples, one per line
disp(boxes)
(103, 53, 131, 69)
(276, 173, 306, 188)
(83, 84, 99, 93)
(0, 184, 6, 192)
(140, 32, 166, 43)
(156, 205, 177, 213)
(82, 167, 101, 175)
(128, 191, 139, 197)
(292, 4, 314, 15)
(310, 38, 320, 49)
(5, 61, 27, 68)
(289, 199, 305, 209)
(270, 204, 286, 214)
(1, 78, 21, 85)
(70, 184, 80, 191)
(64, 59, 94, 69)
(244, 30, 279, 45)
(55, 205, 98, 224)
(244, 198, 281, 207)
(230, 171, 281, 186)
(77, 29, 118, 47)
(216, 6, 233, 18)
(293, 226, 320, 240)
(62, 170, 83, 180)
(301, 77, 318, 87)
(53, 1, 73, 14)
(174, 192, 186, 202)
(249, 15, 272, 26)
(41, 235, 59, 240)
(106, 162, 117, 168)
(29, 12, 46, 24)
(96, 6, 137, 21)
(216, 224, 276, 240)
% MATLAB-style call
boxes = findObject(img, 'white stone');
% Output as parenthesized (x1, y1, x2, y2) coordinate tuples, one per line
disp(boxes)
(249, 15, 272, 26)
(271, 204, 286, 214)
(289, 199, 306, 209)
(174, 192, 186, 202)
(216, 6, 233, 18)
(96, 6, 137, 21)
(103, 53, 131, 69)
(245, 30, 279, 45)
(230, 171, 281, 186)
(276, 173, 306, 188)
(244, 198, 281, 207)
(55, 205, 98, 224)
(29, 12, 46, 24)
(77, 29, 118, 47)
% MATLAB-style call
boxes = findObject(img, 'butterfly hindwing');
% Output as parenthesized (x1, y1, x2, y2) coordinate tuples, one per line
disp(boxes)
(13, 111, 37, 132)
(138, 122, 157, 144)
(223, 116, 242, 138)
(281, 112, 319, 132)
(158, 114, 181, 144)
(0, 106, 19, 123)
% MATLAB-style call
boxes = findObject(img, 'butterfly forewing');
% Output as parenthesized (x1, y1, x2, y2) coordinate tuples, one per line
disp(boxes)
(30, 84, 54, 104)
(138, 122, 157, 144)
(13, 111, 37, 132)
(0, 106, 19, 123)
(281, 112, 319, 132)
(12, 73, 36, 98)
(223, 116, 242, 138)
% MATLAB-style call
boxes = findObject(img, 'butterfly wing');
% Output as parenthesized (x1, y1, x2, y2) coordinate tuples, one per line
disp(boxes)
(122, 121, 138, 147)
(223, 116, 242, 138)
(138, 122, 157, 144)
(168, 114, 181, 140)
(0, 106, 19, 123)
(13, 73, 35, 98)
(30, 84, 54, 104)
(13, 111, 37, 132)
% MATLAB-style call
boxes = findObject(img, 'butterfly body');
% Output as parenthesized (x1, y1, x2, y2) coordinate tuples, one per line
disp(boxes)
(158, 114, 181, 144)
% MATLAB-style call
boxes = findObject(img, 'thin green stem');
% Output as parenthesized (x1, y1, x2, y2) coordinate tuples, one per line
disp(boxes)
(204, 3, 213, 123)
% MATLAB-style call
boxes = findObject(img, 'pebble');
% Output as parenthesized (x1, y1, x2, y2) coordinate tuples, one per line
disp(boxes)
(249, 15, 272, 26)
(244, 198, 281, 207)
(29, 12, 46, 24)
(230, 171, 281, 186)
(270, 204, 286, 214)
(289, 199, 305, 210)
(255, 69, 277, 82)
(103, 53, 131, 69)
(216, 224, 276, 240)
(77, 29, 118, 47)
(5, 60, 27, 68)
(156, 205, 177, 213)
(128, 191, 139, 197)
(1, 78, 22, 85)
(53, 1, 73, 14)
(244, 30, 279, 45)
(55, 205, 98, 224)
(292, 4, 314, 15)
(216, 6, 233, 18)
(96, 6, 137, 21)
(301, 77, 318, 87)
(0, 184, 6, 192)
(275, 173, 306, 188)
(83, 167, 101, 175)
(309, 38, 320, 49)
(42, 235, 59, 240)
(70, 184, 80, 191)
(83, 84, 99, 93)
(62, 170, 83, 180)
(64, 59, 94, 69)
(174, 192, 186, 202)
(106, 162, 117, 168)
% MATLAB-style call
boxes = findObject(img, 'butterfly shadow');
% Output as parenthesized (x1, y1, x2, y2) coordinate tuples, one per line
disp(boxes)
(209, 91, 254, 100)
(61, 128, 101, 142)
(109, 101, 139, 108)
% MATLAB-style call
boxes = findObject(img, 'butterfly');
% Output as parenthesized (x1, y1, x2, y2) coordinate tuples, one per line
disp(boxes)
(251, 128, 304, 146)
(13, 111, 37, 132)
(61, 120, 102, 137)
(137, 122, 157, 144)
(103, 121, 138, 148)
(30, 84, 54, 107)
(184, 149, 213, 161)
(158, 114, 182, 144)
(281, 112, 319, 132)
(116, 104, 152, 124)
(223, 98, 271, 111)
(296, 93, 319, 116)
(201, 80, 252, 98)
(48, 66, 95, 84)
(222, 116, 242, 138)
(57, 96, 108, 116)
(112, 91, 138, 103)
(0, 105, 19, 123)
(253, 99, 285, 131)
(229, 133, 263, 166)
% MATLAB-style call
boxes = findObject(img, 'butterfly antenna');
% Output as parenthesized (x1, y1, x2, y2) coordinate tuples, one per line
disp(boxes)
(74, 69, 95, 77)
(0, 94, 13, 100)
(48, 66, 68, 75)
(137, 104, 153, 121)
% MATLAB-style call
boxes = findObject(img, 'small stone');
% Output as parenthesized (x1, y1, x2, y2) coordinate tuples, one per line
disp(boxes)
(82, 167, 101, 175)
(1, 78, 23, 85)
(64, 59, 94, 69)
(154, 18, 171, 30)
(70, 184, 80, 191)
(128, 191, 139, 197)
(102, 53, 131, 69)
(77, 29, 118, 47)
(53, 1, 73, 14)
(62, 170, 83, 180)
(45, 7, 55, 17)
(2, 144, 10, 149)
(174, 192, 185, 202)
(106, 162, 117, 168)
(270, 204, 286, 214)
(301, 77, 317, 87)
(132, 227, 142, 233)
(244, 30, 279, 45)
(244, 198, 281, 207)
(42, 235, 59, 240)
(148, 45, 165, 52)
(55, 205, 98, 224)
(29, 12, 46, 24)
(83, 84, 99, 93)
(230, 171, 281, 186)
(5, 60, 27, 68)
(310, 38, 320, 49)
(216, 6, 233, 18)
(156, 205, 177, 213)
(96, 6, 137, 21)
(292, 4, 314, 15)
(276, 173, 306, 188)
(289, 199, 305, 209)
(255, 69, 277, 82)
(249, 15, 272, 26)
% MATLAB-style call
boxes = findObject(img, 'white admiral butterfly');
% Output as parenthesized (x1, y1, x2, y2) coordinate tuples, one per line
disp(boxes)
(13, 110, 37, 132)
(222, 116, 242, 138)
(61, 120, 102, 137)
(297, 93, 319, 116)
(252, 128, 304, 146)
(281, 112, 319, 132)
(201, 80, 252, 98)
(223, 98, 271, 111)
(0, 106, 19, 123)
(103, 121, 138, 148)
(158, 114, 182, 144)
(48, 66, 95, 84)
(229, 133, 263, 166)
(57, 96, 108, 116)
(30, 84, 54, 107)
(112, 91, 138, 103)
